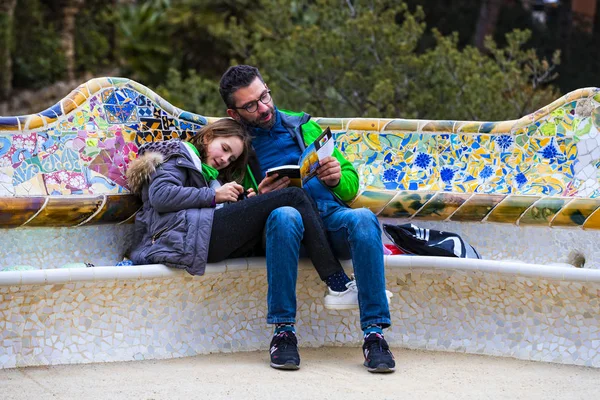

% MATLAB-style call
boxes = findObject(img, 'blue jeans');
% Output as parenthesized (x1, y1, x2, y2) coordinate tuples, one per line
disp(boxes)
(265, 200, 391, 330)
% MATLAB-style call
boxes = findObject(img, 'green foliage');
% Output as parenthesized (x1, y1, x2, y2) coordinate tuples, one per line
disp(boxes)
(74, 0, 114, 73)
(6, 0, 565, 122)
(214, 0, 559, 120)
(0, 10, 14, 98)
(164, 0, 254, 75)
(0, 12, 13, 55)
(116, 0, 174, 84)
(12, 0, 65, 89)
(412, 29, 560, 120)
(156, 68, 225, 116)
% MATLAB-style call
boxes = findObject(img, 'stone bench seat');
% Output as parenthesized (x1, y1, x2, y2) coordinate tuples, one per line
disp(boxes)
(2, 256, 600, 287)
(2, 256, 600, 369)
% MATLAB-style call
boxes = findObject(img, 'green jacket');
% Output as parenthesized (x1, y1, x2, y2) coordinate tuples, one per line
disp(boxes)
(242, 109, 359, 203)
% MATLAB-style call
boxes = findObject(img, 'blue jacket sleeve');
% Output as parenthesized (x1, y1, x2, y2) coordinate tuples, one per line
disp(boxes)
(148, 162, 215, 213)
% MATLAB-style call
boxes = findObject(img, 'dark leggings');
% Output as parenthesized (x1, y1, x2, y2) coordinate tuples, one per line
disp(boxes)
(207, 187, 343, 280)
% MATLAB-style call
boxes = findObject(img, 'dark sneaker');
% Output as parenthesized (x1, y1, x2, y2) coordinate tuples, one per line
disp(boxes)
(362, 333, 395, 373)
(269, 331, 300, 370)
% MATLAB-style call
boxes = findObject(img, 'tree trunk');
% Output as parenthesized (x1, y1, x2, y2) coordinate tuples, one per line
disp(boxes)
(474, 0, 505, 51)
(61, 0, 85, 81)
(0, 0, 17, 102)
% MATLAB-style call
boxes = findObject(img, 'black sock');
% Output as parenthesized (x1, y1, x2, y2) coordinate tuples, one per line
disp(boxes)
(325, 270, 352, 292)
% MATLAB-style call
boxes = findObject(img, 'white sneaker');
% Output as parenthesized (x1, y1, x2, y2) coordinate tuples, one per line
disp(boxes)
(324, 281, 393, 310)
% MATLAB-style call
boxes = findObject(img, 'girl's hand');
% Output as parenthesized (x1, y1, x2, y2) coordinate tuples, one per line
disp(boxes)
(215, 182, 243, 204)
(246, 188, 257, 198)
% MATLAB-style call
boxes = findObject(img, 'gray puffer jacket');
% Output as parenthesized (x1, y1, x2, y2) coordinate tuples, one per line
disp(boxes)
(126, 139, 215, 276)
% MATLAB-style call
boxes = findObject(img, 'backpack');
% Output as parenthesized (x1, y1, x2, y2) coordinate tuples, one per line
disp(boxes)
(382, 223, 481, 259)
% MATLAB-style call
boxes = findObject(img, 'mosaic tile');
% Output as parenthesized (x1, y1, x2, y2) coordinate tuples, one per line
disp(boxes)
(380, 191, 435, 218)
(519, 197, 568, 226)
(0, 197, 46, 228)
(0, 225, 134, 270)
(421, 120, 454, 132)
(449, 194, 506, 221)
(85, 195, 140, 225)
(1, 79, 599, 230)
(455, 121, 481, 133)
(381, 119, 419, 132)
(594, 106, 600, 131)
(1, 79, 209, 202)
(551, 198, 600, 227)
(486, 195, 541, 224)
(582, 207, 600, 230)
(413, 192, 471, 221)
(25, 196, 105, 227)
(350, 190, 397, 215)
(2, 265, 600, 368)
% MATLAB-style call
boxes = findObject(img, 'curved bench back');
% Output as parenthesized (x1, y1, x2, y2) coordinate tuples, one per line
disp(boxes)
(1, 78, 599, 229)
(0, 78, 206, 227)
(336, 88, 600, 229)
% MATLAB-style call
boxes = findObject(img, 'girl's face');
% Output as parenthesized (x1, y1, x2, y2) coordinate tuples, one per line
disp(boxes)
(205, 136, 244, 170)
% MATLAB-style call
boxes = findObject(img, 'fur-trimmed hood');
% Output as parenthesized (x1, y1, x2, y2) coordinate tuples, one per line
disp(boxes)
(126, 139, 186, 195)
(126, 152, 165, 195)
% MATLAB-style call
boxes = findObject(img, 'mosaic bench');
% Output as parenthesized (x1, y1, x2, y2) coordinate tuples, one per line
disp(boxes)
(1, 78, 600, 369)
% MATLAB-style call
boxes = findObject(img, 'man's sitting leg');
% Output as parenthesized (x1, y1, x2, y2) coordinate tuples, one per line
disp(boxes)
(265, 207, 302, 370)
(323, 206, 395, 372)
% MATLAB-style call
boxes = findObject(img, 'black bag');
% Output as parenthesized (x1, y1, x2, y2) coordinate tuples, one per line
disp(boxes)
(382, 223, 481, 259)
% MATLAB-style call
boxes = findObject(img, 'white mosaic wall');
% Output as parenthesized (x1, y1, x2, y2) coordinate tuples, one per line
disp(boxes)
(1, 267, 599, 369)
(0, 225, 134, 270)
(2, 220, 600, 270)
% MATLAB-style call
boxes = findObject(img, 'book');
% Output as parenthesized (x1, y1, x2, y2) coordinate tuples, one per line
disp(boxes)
(265, 127, 335, 188)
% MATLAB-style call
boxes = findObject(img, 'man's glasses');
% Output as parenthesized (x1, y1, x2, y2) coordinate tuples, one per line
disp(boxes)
(234, 90, 272, 113)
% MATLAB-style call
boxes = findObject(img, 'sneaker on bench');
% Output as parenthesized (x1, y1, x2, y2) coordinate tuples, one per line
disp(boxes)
(324, 281, 393, 310)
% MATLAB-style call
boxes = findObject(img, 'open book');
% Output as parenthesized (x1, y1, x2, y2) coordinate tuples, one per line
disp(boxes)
(265, 127, 335, 187)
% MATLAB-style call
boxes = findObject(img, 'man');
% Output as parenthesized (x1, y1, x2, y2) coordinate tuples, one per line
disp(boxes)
(219, 65, 395, 373)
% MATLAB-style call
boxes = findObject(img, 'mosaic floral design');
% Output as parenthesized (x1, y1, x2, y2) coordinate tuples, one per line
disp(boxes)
(331, 87, 600, 228)
(1, 79, 599, 228)
(0, 78, 206, 197)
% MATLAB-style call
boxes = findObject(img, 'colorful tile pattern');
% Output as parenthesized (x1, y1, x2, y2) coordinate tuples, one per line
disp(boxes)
(323, 87, 600, 228)
(0, 78, 205, 226)
(1, 79, 599, 228)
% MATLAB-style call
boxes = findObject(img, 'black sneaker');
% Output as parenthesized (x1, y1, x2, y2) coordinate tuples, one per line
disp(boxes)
(269, 331, 300, 370)
(362, 333, 395, 373)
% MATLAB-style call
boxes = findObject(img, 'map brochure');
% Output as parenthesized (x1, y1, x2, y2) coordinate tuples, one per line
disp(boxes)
(265, 127, 334, 188)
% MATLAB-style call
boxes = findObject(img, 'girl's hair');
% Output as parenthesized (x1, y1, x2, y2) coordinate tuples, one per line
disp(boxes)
(187, 118, 251, 183)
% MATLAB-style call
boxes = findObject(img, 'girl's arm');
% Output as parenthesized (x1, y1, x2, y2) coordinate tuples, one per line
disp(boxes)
(148, 166, 215, 213)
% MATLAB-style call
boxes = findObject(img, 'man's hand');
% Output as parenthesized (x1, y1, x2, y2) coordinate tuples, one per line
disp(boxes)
(258, 173, 290, 194)
(215, 182, 244, 203)
(246, 188, 257, 198)
(317, 156, 341, 187)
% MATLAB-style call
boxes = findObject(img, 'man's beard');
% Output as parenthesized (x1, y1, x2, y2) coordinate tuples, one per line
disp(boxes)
(239, 108, 276, 130)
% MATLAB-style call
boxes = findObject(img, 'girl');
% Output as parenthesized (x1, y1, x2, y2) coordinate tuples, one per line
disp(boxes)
(126, 118, 355, 295)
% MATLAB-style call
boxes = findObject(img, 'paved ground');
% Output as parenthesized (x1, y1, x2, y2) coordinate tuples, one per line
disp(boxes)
(1, 347, 598, 400)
